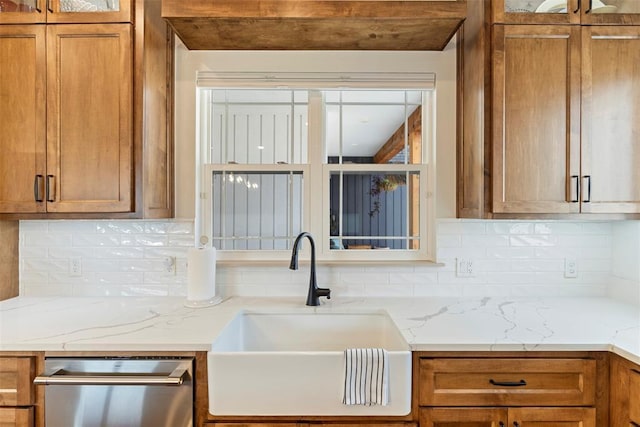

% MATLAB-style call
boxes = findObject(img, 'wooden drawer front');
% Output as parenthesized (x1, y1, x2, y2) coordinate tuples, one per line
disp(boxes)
(0, 358, 34, 406)
(419, 358, 596, 407)
(631, 369, 640, 424)
(0, 407, 33, 427)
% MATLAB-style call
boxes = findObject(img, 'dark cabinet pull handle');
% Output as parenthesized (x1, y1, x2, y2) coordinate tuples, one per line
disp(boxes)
(514, 423, 520, 427)
(573, 0, 581, 13)
(582, 175, 591, 203)
(499, 422, 505, 427)
(570, 175, 579, 202)
(585, 0, 592, 13)
(33, 175, 44, 202)
(46, 0, 53, 13)
(631, 422, 640, 427)
(489, 379, 527, 387)
(46, 175, 55, 202)
(34, 0, 42, 12)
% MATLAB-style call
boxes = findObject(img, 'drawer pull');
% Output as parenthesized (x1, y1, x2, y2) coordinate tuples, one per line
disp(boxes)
(489, 379, 527, 387)
(513, 423, 520, 427)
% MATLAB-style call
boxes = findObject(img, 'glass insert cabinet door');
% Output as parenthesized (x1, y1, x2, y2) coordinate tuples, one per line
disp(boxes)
(0, 0, 38, 12)
(0, 0, 130, 23)
(495, 0, 640, 23)
(0, 0, 44, 22)
(57, 0, 120, 13)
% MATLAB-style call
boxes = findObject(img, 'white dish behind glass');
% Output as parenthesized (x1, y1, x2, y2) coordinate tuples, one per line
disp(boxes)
(536, 0, 617, 13)
(505, 0, 545, 12)
(60, 0, 117, 12)
(535, 0, 567, 13)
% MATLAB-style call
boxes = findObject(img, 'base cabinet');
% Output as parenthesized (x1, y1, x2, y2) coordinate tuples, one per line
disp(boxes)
(420, 407, 595, 427)
(418, 356, 599, 427)
(207, 423, 416, 426)
(0, 356, 39, 427)
(631, 369, 640, 425)
(609, 353, 640, 426)
(0, 408, 33, 427)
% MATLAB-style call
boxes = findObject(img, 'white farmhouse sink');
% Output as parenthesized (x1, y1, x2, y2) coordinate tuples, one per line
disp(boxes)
(207, 310, 412, 416)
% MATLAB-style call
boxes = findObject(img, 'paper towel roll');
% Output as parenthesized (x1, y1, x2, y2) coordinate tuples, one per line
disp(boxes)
(185, 247, 222, 307)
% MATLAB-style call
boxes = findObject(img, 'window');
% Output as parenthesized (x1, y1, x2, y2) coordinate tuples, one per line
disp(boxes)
(195, 73, 436, 262)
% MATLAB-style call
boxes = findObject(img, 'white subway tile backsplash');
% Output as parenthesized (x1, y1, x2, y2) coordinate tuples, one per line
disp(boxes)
(97, 221, 145, 234)
(73, 234, 121, 247)
(121, 234, 168, 247)
(19, 218, 632, 299)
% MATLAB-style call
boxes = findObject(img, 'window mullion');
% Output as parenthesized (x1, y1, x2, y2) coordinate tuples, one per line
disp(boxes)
(307, 90, 325, 254)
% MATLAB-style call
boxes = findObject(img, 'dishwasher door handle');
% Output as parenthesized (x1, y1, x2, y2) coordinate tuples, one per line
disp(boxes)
(34, 365, 189, 386)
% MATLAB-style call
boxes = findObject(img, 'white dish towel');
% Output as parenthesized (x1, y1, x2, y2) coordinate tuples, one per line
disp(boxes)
(342, 348, 389, 406)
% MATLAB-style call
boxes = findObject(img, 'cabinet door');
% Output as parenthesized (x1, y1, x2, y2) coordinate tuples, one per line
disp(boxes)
(509, 407, 595, 426)
(580, 26, 640, 213)
(0, 0, 45, 23)
(492, 0, 580, 25)
(207, 424, 307, 427)
(0, 407, 33, 427)
(420, 408, 508, 427)
(492, 25, 581, 214)
(631, 368, 640, 424)
(46, 23, 132, 213)
(45, 0, 131, 24)
(580, 0, 640, 25)
(0, 25, 46, 213)
(0, 357, 34, 406)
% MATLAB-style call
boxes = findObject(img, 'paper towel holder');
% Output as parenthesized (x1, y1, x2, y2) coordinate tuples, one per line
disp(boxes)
(184, 244, 224, 308)
(184, 295, 223, 308)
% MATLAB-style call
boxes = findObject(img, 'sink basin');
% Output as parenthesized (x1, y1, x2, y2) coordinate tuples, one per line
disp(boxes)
(207, 309, 412, 416)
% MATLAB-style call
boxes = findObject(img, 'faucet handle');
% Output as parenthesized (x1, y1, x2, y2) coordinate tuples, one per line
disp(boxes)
(317, 287, 331, 299)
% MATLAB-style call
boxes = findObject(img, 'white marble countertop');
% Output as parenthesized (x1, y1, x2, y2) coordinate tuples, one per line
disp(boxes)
(1, 296, 638, 364)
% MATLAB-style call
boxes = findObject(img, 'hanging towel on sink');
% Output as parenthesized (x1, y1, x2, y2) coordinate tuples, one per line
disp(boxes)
(342, 348, 389, 406)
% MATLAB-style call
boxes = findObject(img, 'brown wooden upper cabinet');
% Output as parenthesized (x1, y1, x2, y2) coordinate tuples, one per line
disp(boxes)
(492, 24, 640, 215)
(0, 23, 133, 214)
(0, 0, 132, 24)
(493, 0, 640, 25)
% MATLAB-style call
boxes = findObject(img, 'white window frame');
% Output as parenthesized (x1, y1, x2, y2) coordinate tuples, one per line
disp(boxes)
(195, 72, 437, 263)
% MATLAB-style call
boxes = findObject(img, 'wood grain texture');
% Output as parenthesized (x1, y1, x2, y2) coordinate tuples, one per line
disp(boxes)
(46, 23, 133, 213)
(508, 407, 595, 426)
(0, 357, 34, 406)
(44, 0, 132, 24)
(0, 25, 46, 214)
(420, 407, 507, 426)
(631, 368, 640, 423)
(419, 357, 596, 407)
(609, 352, 639, 426)
(580, 25, 640, 213)
(0, 407, 33, 427)
(492, 0, 581, 24)
(0, 221, 19, 301)
(162, 1, 466, 51)
(456, 0, 490, 218)
(135, 0, 175, 218)
(492, 24, 581, 214)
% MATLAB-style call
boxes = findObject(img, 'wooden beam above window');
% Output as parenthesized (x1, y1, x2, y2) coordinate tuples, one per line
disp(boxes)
(162, 1, 466, 51)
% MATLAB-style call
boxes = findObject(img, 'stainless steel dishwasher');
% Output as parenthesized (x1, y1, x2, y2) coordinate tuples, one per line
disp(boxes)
(34, 357, 193, 427)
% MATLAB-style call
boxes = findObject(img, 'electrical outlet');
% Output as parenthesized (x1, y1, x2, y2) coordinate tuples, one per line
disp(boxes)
(70, 257, 82, 277)
(564, 258, 578, 278)
(456, 258, 475, 277)
(163, 256, 176, 274)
